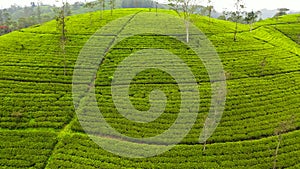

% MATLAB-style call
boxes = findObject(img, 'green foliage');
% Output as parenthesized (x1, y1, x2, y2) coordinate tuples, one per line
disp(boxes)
(274, 8, 290, 18)
(275, 22, 300, 45)
(45, 131, 300, 168)
(233, 0, 245, 41)
(109, 0, 116, 16)
(0, 8, 299, 168)
(244, 10, 261, 31)
(0, 130, 57, 169)
(0, 1, 124, 36)
(55, 1, 69, 76)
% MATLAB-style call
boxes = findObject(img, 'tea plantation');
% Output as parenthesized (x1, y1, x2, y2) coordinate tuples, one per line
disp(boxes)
(0, 8, 299, 168)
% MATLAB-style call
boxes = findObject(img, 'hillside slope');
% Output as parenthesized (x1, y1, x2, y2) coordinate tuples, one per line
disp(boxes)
(0, 9, 299, 168)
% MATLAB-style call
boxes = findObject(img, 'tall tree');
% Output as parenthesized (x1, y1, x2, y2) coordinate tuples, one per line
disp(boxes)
(0, 10, 3, 25)
(233, 0, 245, 41)
(155, 1, 158, 16)
(84, 2, 97, 25)
(244, 10, 260, 32)
(109, 0, 116, 16)
(273, 116, 295, 169)
(98, 0, 105, 19)
(56, 0, 68, 75)
(65, 2, 72, 16)
(2, 9, 12, 27)
(274, 8, 289, 18)
(30, 2, 36, 8)
(206, 0, 213, 19)
(37, 2, 42, 24)
(218, 9, 230, 21)
(168, 0, 198, 43)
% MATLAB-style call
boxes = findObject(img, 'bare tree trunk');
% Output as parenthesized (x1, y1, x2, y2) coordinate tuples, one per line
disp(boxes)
(156, 2, 158, 16)
(209, 10, 211, 19)
(63, 45, 66, 76)
(101, 1, 104, 19)
(62, 4, 67, 76)
(110, 0, 115, 16)
(273, 135, 282, 169)
(90, 14, 93, 26)
(101, 7, 103, 19)
(185, 19, 189, 43)
(203, 124, 206, 152)
(234, 21, 238, 41)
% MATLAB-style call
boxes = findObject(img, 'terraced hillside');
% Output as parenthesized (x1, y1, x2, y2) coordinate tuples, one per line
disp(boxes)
(0, 8, 300, 168)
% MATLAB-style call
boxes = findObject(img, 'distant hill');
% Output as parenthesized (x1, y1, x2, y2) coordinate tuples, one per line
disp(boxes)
(258, 9, 278, 19)
(247, 8, 300, 20)
(0, 0, 163, 35)
(258, 8, 300, 19)
(290, 10, 300, 15)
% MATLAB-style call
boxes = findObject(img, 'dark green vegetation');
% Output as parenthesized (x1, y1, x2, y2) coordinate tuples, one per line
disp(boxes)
(0, 0, 163, 35)
(0, 8, 300, 168)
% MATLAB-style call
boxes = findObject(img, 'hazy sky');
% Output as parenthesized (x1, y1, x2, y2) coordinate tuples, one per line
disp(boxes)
(0, 0, 300, 12)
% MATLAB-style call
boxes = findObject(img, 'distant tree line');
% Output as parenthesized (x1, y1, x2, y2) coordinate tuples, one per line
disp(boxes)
(165, 0, 292, 42)
(0, 2, 71, 35)
(0, 8, 15, 34)
(218, 7, 291, 24)
(0, 1, 91, 36)
(0, 3, 54, 35)
(0, 0, 294, 37)
(0, 0, 164, 36)
(122, 0, 156, 8)
(1, 0, 160, 36)
(218, 9, 262, 25)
